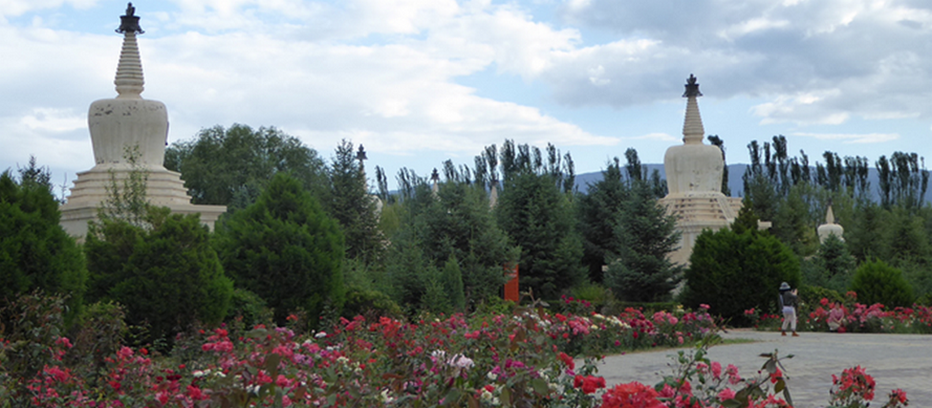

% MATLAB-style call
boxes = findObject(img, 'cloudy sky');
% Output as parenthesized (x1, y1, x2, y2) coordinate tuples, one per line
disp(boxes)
(2, 0, 931, 194)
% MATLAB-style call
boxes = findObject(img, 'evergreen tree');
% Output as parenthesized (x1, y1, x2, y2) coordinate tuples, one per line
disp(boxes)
(0, 165, 87, 324)
(214, 173, 344, 326)
(328, 140, 383, 263)
(86, 206, 232, 343)
(849, 259, 914, 307)
(496, 170, 586, 299)
(682, 227, 800, 325)
(771, 184, 820, 257)
(577, 158, 628, 283)
(731, 197, 760, 235)
(846, 201, 888, 262)
(440, 255, 466, 312)
(604, 180, 682, 302)
(809, 234, 856, 292)
(386, 176, 513, 310)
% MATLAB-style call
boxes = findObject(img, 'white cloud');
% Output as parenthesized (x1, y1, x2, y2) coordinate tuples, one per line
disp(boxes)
(20, 108, 85, 132)
(556, 0, 932, 126)
(792, 132, 900, 144)
(0, 0, 97, 18)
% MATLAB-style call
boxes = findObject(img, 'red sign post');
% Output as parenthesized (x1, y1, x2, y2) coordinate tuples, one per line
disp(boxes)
(504, 264, 519, 302)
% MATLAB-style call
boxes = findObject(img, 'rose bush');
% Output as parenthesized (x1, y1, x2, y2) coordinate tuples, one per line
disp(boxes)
(0, 294, 912, 407)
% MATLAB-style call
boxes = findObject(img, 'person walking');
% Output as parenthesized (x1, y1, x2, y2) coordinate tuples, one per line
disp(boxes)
(779, 282, 799, 337)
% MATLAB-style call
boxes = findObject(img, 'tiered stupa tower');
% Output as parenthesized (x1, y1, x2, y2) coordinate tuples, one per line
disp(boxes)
(60, 3, 225, 238)
(659, 75, 743, 265)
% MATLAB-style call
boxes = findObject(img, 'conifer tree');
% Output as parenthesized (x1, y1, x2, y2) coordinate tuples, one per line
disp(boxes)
(0, 162, 87, 324)
(214, 173, 344, 326)
(328, 140, 383, 263)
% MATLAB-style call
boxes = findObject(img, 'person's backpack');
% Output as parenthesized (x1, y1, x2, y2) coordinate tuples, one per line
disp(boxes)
(778, 291, 785, 308)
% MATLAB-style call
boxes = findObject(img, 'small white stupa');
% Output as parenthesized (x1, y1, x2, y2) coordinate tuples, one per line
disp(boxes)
(817, 204, 844, 243)
(59, 3, 225, 239)
(659, 75, 743, 266)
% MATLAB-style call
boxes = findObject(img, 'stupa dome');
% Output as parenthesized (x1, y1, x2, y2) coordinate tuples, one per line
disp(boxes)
(817, 205, 844, 242)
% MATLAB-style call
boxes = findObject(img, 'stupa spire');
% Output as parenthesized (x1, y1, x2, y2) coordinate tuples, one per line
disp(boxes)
(114, 3, 145, 99)
(682, 74, 704, 145)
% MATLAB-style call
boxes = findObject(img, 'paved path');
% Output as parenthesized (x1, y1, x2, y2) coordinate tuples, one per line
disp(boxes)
(594, 330, 932, 407)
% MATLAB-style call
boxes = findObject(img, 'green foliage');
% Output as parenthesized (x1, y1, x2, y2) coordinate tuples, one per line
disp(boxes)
(0, 167, 87, 325)
(64, 301, 127, 385)
(215, 173, 345, 327)
(497, 170, 586, 300)
(849, 259, 914, 308)
(682, 228, 800, 325)
(421, 267, 451, 315)
(225, 288, 274, 328)
(604, 180, 682, 302)
(771, 184, 820, 257)
(883, 206, 931, 263)
(386, 176, 513, 311)
(164, 124, 329, 212)
(327, 140, 383, 263)
(86, 207, 233, 343)
(731, 197, 760, 235)
(341, 288, 403, 319)
(440, 255, 466, 312)
(805, 234, 856, 292)
(0, 292, 68, 403)
(576, 158, 627, 283)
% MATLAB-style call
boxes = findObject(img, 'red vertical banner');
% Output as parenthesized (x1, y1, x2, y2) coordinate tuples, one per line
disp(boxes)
(503, 263, 519, 302)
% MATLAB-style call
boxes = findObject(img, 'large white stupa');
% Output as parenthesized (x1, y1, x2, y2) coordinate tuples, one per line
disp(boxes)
(60, 3, 225, 238)
(659, 75, 743, 266)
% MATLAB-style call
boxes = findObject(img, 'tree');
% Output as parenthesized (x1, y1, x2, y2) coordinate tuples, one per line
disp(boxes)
(849, 259, 914, 308)
(328, 140, 383, 263)
(806, 234, 856, 293)
(682, 227, 800, 325)
(577, 158, 628, 283)
(86, 207, 233, 342)
(214, 173, 344, 326)
(605, 180, 683, 302)
(771, 184, 820, 257)
(496, 170, 586, 299)
(164, 124, 329, 212)
(385, 176, 513, 311)
(707, 135, 730, 196)
(0, 162, 87, 324)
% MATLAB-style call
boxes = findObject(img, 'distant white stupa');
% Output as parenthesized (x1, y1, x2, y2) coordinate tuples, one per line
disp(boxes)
(658, 75, 744, 266)
(817, 204, 844, 243)
(60, 3, 225, 239)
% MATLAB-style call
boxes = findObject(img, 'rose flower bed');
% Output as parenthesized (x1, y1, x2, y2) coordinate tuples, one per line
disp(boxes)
(0, 294, 911, 407)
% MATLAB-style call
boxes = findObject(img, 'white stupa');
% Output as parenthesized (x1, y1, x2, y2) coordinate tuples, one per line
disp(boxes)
(59, 3, 225, 239)
(658, 75, 744, 266)
(817, 205, 844, 243)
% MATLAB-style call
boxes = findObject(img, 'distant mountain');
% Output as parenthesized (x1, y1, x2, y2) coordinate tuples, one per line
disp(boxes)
(574, 163, 932, 203)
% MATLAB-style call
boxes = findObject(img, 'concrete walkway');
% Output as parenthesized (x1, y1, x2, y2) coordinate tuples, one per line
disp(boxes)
(594, 330, 932, 407)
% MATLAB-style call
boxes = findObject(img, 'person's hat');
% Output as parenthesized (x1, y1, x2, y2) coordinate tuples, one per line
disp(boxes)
(779, 282, 791, 290)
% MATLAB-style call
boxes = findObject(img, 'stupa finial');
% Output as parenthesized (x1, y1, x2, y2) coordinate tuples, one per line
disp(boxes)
(683, 74, 702, 98)
(682, 74, 704, 144)
(117, 3, 144, 34)
(114, 3, 145, 98)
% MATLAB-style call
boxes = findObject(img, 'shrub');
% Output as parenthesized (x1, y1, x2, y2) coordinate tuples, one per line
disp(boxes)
(342, 288, 403, 320)
(849, 259, 914, 308)
(225, 288, 273, 328)
(0, 170, 87, 324)
(214, 173, 344, 327)
(682, 228, 800, 326)
(64, 301, 127, 385)
(85, 207, 233, 343)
